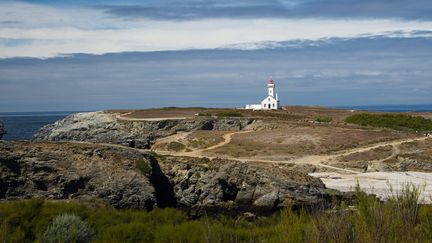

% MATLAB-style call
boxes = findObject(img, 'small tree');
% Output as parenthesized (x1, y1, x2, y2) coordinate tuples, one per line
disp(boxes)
(43, 214, 95, 243)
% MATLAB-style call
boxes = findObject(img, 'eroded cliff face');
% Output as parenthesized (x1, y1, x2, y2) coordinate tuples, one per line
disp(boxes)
(161, 157, 332, 216)
(0, 141, 336, 215)
(0, 141, 156, 209)
(33, 111, 252, 149)
(0, 121, 5, 139)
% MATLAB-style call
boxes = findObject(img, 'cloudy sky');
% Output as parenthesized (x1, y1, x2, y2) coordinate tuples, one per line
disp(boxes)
(1, 0, 431, 112)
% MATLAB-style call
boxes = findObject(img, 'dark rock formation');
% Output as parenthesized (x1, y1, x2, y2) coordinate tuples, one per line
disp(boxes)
(0, 141, 156, 209)
(0, 121, 5, 139)
(161, 157, 336, 216)
(0, 141, 337, 215)
(33, 111, 253, 149)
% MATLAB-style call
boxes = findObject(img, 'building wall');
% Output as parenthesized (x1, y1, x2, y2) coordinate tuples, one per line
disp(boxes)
(261, 96, 278, 110)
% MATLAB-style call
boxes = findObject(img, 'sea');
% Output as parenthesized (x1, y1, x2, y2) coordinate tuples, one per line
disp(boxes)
(1, 104, 432, 141)
(0, 111, 81, 141)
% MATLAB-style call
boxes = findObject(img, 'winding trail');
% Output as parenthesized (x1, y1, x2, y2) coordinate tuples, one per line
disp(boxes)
(152, 130, 429, 174)
(65, 128, 429, 174)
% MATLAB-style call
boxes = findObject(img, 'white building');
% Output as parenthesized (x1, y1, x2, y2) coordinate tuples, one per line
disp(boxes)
(245, 77, 280, 110)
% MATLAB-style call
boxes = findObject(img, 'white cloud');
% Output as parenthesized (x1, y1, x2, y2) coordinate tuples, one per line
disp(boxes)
(1, 2, 432, 58)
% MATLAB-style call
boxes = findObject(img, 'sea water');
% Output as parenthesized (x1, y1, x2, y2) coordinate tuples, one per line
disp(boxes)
(0, 111, 78, 141)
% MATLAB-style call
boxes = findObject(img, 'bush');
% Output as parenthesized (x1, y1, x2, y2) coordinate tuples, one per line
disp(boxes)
(316, 116, 333, 123)
(43, 214, 95, 243)
(346, 113, 432, 132)
(1, 184, 432, 242)
(99, 223, 154, 243)
(136, 159, 152, 175)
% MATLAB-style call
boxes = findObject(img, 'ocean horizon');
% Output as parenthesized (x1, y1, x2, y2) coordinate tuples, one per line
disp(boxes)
(1, 104, 432, 141)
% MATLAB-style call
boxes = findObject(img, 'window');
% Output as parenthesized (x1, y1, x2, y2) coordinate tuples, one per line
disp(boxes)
(268, 98, 270, 101)
(272, 104, 275, 107)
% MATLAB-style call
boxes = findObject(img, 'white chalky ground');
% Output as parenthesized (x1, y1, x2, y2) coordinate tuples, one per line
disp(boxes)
(310, 171, 432, 203)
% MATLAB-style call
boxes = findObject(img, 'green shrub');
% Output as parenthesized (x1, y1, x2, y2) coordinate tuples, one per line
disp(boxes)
(316, 116, 333, 123)
(346, 113, 432, 132)
(197, 112, 212, 116)
(135, 159, 152, 175)
(215, 111, 243, 117)
(99, 223, 154, 243)
(0, 184, 432, 242)
(43, 214, 95, 243)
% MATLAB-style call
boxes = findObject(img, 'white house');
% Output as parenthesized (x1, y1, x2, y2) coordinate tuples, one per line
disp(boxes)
(245, 77, 280, 110)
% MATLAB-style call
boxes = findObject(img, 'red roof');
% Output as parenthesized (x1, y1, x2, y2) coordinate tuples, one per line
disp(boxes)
(268, 77, 274, 84)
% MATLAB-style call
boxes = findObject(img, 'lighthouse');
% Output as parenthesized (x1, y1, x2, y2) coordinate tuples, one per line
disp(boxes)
(260, 77, 279, 110)
(245, 77, 280, 110)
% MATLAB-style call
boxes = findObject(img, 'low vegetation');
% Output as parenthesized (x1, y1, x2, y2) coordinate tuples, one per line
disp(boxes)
(197, 111, 244, 117)
(1, 184, 432, 242)
(43, 214, 95, 243)
(215, 111, 243, 117)
(136, 159, 152, 175)
(166, 141, 186, 152)
(186, 131, 226, 149)
(346, 113, 432, 132)
(315, 116, 333, 123)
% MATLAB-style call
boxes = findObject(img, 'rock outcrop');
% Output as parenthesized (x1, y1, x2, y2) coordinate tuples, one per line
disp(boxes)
(0, 121, 5, 139)
(33, 111, 252, 149)
(0, 141, 336, 215)
(161, 157, 334, 216)
(0, 141, 156, 209)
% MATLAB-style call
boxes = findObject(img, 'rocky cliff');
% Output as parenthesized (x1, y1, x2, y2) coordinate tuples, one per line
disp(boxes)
(0, 121, 5, 139)
(0, 141, 336, 215)
(33, 111, 252, 149)
(161, 157, 333, 216)
(0, 141, 156, 209)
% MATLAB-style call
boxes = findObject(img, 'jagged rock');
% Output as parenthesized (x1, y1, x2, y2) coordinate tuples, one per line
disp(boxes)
(0, 141, 156, 209)
(33, 111, 253, 149)
(0, 121, 5, 139)
(0, 141, 337, 216)
(161, 157, 334, 215)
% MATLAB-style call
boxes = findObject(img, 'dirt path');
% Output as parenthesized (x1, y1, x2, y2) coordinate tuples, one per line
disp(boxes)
(202, 131, 252, 151)
(149, 130, 429, 174)
(64, 131, 429, 174)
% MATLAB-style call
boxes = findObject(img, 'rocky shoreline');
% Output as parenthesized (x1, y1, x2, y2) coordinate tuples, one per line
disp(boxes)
(33, 111, 253, 149)
(0, 121, 5, 139)
(0, 140, 341, 216)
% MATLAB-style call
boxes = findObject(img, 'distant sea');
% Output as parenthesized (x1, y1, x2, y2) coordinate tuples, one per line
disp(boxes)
(1, 105, 432, 141)
(0, 111, 80, 141)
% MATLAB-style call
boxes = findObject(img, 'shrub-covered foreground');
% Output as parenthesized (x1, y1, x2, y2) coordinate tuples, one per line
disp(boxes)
(346, 113, 432, 132)
(1, 185, 432, 242)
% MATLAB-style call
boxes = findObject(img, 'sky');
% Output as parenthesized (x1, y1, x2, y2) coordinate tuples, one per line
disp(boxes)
(0, 0, 432, 112)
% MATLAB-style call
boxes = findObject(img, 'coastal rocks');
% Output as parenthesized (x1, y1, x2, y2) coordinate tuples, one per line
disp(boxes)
(0, 140, 335, 215)
(33, 111, 253, 149)
(0, 141, 156, 209)
(0, 121, 5, 139)
(161, 157, 333, 215)
(33, 112, 153, 148)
